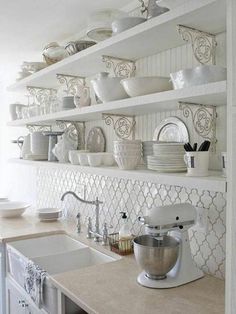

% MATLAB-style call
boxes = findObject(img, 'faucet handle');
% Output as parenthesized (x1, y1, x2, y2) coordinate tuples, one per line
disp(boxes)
(76, 212, 81, 233)
(87, 217, 92, 239)
(102, 222, 109, 246)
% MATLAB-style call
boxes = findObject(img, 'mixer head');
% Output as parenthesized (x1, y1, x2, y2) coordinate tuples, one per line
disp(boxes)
(138, 203, 197, 236)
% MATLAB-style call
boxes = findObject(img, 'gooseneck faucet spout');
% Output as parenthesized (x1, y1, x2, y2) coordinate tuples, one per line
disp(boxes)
(61, 191, 106, 243)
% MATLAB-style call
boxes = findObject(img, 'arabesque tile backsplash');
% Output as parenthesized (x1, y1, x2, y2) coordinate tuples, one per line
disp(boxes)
(37, 167, 226, 279)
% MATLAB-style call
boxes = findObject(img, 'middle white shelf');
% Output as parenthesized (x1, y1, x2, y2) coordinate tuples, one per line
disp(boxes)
(8, 80, 227, 127)
(9, 158, 226, 193)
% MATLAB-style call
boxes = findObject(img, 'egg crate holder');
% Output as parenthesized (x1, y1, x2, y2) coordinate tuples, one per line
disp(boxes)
(108, 232, 134, 256)
(177, 24, 217, 65)
(56, 73, 86, 96)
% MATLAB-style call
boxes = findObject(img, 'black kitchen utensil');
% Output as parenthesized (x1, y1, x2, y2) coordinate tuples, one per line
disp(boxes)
(198, 140, 211, 151)
(193, 143, 197, 151)
(184, 142, 194, 152)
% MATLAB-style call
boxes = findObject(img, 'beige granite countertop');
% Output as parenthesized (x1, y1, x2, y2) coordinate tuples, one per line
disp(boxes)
(0, 213, 225, 314)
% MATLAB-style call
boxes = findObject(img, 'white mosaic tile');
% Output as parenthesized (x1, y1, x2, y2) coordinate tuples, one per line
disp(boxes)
(36, 167, 226, 279)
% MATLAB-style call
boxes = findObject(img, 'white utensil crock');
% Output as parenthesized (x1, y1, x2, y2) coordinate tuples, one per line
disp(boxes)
(184, 151, 209, 177)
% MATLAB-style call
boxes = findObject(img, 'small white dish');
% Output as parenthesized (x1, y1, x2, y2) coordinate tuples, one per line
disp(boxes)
(0, 201, 30, 218)
(87, 153, 103, 167)
(102, 153, 115, 166)
(112, 16, 146, 34)
(78, 153, 89, 166)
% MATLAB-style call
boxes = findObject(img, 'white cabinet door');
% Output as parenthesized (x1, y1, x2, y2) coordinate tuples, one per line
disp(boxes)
(6, 279, 42, 314)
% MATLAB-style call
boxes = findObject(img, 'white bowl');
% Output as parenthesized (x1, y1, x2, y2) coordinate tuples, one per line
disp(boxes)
(87, 153, 103, 167)
(69, 150, 89, 165)
(91, 76, 128, 103)
(0, 201, 30, 218)
(114, 154, 140, 170)
(37, 208, 62, 219)
(170, 65, 227, 90)
(114, 147, 142, 155)
(112, 16, 146, 34)
(78, 153, 89, 166)
(121, 77, 172, 97)
(102, 153, 115, 166)
(156, 0, 187, 10)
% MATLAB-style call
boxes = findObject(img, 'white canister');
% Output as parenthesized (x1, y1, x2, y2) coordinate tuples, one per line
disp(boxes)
(221, 152, 227, 177)
(184, 151, 209, 177)
(30, 132, 49, 156)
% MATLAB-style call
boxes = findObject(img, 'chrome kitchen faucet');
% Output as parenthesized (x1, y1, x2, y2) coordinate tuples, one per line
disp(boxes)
(61, 191, 108, 244)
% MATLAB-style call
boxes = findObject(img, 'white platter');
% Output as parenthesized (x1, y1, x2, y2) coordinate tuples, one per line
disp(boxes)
(153, 117, 189, 142)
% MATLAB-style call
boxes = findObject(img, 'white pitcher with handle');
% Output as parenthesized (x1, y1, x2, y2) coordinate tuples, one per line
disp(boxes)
(74, 85, 91, 108)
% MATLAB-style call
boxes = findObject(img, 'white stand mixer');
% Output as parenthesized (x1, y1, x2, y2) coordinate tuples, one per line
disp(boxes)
(136, 203, 204, 288)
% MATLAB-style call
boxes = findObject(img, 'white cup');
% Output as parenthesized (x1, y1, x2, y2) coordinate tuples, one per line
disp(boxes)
(221, 152, 227, 177)
(184, 151, 209, 177)
(31, 132, 49, 155)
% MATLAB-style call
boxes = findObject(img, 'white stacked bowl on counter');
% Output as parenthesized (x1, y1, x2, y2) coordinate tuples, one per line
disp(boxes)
(147, 142, 186, 172)
(113, 140, 142, 170)
(142, 141, 159, 164)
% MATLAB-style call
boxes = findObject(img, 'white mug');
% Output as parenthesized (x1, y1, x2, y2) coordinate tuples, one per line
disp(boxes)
(221, 152, 227, 177)
(184, 151, 209, 177)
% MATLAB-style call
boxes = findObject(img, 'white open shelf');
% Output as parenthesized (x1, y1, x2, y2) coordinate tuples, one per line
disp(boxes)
(9, 158, 226, 193)
(7, 81, 227, 126)
(8, 0, 226, 92)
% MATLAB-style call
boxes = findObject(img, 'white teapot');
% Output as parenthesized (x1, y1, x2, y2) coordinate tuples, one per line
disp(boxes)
(74, 85, 91, 108)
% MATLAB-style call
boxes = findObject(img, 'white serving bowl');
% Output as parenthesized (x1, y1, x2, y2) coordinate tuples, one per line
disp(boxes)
(87, 153, 103, 167)
(68, 150, 89, 165)
(121, 77, 172, 97)
(114, 154, 140, 170)
(112, 16, 146, 34)
(156, 0, 187, 10)
(0, 202, 30, 218)
(170, 65, 227, 90)
(91, 73, 128, 103)
(78, 153, 89, 166)
(102, 153, 115, 166)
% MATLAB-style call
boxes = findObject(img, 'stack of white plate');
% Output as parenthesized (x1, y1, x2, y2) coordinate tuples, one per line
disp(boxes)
(142, 141, 159, 164)
(113, 140, 142, 170)
(37, 208, 62, 221)
(147, 143, 186, 172)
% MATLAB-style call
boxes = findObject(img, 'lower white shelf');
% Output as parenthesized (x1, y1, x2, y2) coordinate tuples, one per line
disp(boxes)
(9, 158, 227, 193)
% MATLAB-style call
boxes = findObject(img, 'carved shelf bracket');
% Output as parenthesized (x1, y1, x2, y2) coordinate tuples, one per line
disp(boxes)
(177, 24, 217, 65)
(102, 55, 136, 78)
(26, 124, 52, 133)
(56, 74, 86, 96)
(56, 120, 85, 149)
(27, 86, 57, 108)
(179, 102, 217, 151)
(102, 113, 136, 140)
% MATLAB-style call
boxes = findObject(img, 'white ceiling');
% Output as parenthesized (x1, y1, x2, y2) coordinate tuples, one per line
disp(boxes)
(0, 0, 134, 64)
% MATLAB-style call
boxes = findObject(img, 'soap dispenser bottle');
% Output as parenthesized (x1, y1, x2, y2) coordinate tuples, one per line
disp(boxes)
(119, 212, 131, 239)
(119, 212, 132, 252)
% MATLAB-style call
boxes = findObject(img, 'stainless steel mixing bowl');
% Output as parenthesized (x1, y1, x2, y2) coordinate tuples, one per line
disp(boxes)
(133, 235, 179, 280)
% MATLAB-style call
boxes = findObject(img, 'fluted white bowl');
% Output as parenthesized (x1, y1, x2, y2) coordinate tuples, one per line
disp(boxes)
(114, 154, 140, 170)
(170, 65, 227, 90)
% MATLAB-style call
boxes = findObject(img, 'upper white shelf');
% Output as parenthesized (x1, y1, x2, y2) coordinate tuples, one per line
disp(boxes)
(9, 158, 226, 193)
(8, 0, 226, 92)
(7, 80, 227, 127)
